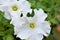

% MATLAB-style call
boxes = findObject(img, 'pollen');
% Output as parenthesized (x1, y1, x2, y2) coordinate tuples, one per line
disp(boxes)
(29, 22, 35, 29)
(12, 5, 18, 11)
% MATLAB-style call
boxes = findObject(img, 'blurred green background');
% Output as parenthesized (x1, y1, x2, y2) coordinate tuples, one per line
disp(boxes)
(0, 0, 60, 40)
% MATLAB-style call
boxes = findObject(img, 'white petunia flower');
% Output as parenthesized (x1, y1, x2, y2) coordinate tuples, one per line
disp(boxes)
(0, 0, 31, 19)
(7, 1, 31, 17)
(0, 0, 18, 19)
(14, 9, 51, 39)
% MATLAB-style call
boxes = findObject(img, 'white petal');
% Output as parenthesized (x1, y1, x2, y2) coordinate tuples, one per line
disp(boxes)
(12, 18, 26, 35)
(12, 17, 28, 35)
(25, 16, 37, 23)
(17, 30, 32, 39)
(16, 26, 32, 39)
(36, 21, 51, 36)
(27, 34, 43, 40)
(4, 12, 11, 20)
(20, 1, 31, 16)
(18, 0, 26, 4)
(0, 5, 11, 20)
(10, 17, 27, 26)
(0, 0, 14, 5)
(0, 0, 8, 4)
(10, 16, 25, 27)
(34, 9, 47, 22)
(14, 24, 23, 35)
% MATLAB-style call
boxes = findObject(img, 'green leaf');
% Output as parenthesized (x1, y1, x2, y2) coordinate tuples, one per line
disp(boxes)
(36, 2, 45, 9)
(3, 35, 14, 40)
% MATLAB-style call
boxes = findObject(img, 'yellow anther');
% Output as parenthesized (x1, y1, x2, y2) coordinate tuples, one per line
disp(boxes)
(29, 22, 35, 29)
(12, 5, 18, 11)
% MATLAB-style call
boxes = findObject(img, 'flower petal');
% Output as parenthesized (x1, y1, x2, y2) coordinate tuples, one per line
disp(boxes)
(0, 5, 11, 20)
(16, 26, 32, 39)
(0, 0, 16, 5)
(34, 9, 47, 22)
(12, 17, 29, 35)
(18, 0, 26, 3)
(4, 12, 11, 20)
(10, 16, 25, 27)
(36, 21, 51, 36)
(20, 1, 31, 17)
(27, 33, 43, 40)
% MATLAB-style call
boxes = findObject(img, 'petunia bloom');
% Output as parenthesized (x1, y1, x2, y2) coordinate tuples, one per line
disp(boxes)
(0, 0, 31, 19)
(14, 9, 51, 40)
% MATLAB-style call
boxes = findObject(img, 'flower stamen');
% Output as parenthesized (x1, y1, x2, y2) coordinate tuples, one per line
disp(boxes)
(12, 5, 18, 11)
(29, 22, 35, 29)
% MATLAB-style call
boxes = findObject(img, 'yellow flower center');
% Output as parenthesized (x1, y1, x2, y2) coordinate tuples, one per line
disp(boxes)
(12, 5, 18, 11)
(29, 22, 35, 29)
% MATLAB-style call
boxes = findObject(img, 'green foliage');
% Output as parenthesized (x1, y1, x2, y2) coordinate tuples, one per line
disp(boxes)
(0, 11, 14, 40)
(3, 35, 14, 40)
